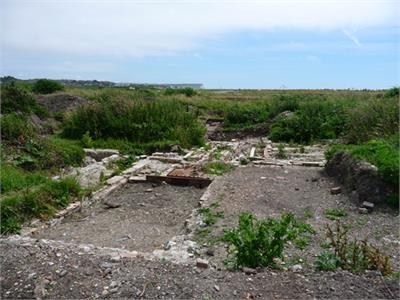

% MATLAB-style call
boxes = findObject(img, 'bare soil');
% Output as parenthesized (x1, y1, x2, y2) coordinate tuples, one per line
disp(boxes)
(1, 164, 399, 299)
(201, 165, 400, 271)
(36, 183, 203, 252)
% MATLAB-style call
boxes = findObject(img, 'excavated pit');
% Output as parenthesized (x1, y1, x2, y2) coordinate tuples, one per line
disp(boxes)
(35, 183, 204, 252)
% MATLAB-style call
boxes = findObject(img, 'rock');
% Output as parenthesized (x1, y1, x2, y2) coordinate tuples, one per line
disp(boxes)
(362, 201, 374, 211)
(103, 201, 121, 209)
(214, 285, 220, 292)
(58, 270, 67, 277)
(68, 162, 107, 188)
(106, 175, 124, 185)
(242, 267, 257, 275)
(330, 187, 342, 195)
(110, 255, 121, 262)
(196, 258, 209, 269)
(102, 154, 121, 166)
(100, 262, 114, 269)
(290, 264, 303, 272)
(358, 207, 369, 214)
(206, 247, 215, 256)
(145, 188, 153, 193)
(84, 149, 119, 161)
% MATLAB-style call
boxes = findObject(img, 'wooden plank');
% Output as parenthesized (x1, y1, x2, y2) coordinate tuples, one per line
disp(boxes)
(146, 175, 212, 188)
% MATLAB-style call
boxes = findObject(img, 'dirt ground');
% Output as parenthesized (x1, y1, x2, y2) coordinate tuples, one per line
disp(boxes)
(36, 183, 203, 252)
(200, 165, 400, 271)
(1, 164, 399, 299)
(1, 239, 398, 299)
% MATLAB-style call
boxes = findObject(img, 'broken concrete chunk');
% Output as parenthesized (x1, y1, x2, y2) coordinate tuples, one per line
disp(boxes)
(128, 176, 147, 183)
(106, 175, 125, 186)
(330, 187, 342, 195)
(250, 147, 256, 158)
(196, 258, 209, 269)
(362, 201, 374, 211)
(242, 267, 257, 275)
(84, 149, 119, 161)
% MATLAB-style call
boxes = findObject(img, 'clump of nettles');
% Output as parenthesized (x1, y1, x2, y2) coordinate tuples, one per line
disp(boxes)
(222, 212, 314, 268)
(315, 220, 393, 275)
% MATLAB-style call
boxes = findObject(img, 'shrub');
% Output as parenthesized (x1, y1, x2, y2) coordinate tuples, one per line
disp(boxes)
(0, 82, 46, 115)
(224, 102, 270, 130)
(269, 101, 347, 144)
(222, 212, 314, 268)
(0, 113, 35, 142)
(61, 98, 205, 149)
(164, 87, 196, 97)
(385, 87, 399, 98)
(345, 98, 399, 144)
(32, 79, 64, 94)
(39, 137, 85, 169)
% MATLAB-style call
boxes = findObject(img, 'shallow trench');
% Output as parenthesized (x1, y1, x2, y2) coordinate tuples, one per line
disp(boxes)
(35, 182, 204, 252)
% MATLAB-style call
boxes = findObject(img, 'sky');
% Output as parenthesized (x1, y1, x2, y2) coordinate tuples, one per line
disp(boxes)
(0, 0, 399, 89)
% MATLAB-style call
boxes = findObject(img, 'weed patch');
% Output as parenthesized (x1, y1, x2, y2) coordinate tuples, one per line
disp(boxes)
(222, 212, 314, 268)
(316, 220, 393, 275)
(0, 177, 81, 234)
(202, 162, 234, 176)
(324, 208, 347, 220)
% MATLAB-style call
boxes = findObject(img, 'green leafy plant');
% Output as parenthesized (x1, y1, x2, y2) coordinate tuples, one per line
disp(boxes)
(198, 203, 224, 226)
(315, 252, 340, 271)
(81, 131, 94, 148)
(222, 212, 314, 268)
(324, 208, 347, 220)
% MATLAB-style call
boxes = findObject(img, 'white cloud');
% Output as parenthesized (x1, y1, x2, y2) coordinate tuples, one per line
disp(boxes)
(0, 0, 398, 57)
(342, 29, 362, 47)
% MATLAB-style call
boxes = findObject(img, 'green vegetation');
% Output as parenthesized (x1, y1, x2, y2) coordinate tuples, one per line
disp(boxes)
(317, 220, 393, 275)
(326, 138, 399, 188)
(0, 82, 47, 116)
(32, 79, 64, 94)
(202, 161, 235, 175)
(164, 87, 196, 97)
(198, 203, 224, 226)
(315, 252, 340, 271)
(61, 98, 205, 149)
(222, 212, 314, 268)
(324, 208, 348, 220)
(0, 164, 47, 194)
(1, 177, 81, 234)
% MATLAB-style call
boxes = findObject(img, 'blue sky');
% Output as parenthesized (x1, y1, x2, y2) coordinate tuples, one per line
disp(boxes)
(1, 0, 399, 89)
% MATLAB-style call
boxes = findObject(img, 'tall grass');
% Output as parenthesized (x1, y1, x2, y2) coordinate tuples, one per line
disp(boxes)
(61, 98, 205, 148)
(0, 177, 81, 234)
